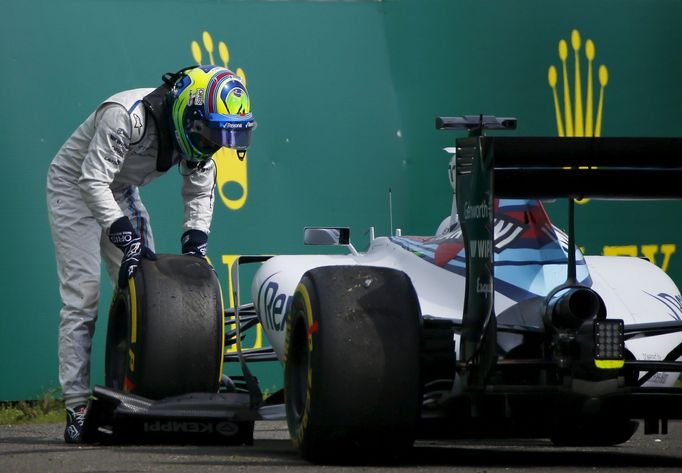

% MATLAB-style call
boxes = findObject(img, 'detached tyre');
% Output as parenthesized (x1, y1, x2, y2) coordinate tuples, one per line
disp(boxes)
(284, 265, 422, 463)
(105, 254, 224, 399)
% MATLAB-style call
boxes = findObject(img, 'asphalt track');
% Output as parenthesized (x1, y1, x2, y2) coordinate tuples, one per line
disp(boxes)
(2, 420, 682, 472)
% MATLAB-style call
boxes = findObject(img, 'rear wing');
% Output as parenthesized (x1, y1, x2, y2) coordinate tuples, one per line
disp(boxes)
(461, 136, 682, 200)
(438, 115, 682, 387)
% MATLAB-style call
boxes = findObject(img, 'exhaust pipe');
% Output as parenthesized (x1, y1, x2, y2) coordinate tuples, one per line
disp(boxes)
(545, 287, 603, 330)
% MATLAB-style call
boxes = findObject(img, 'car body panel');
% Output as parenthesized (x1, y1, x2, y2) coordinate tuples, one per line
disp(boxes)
(252, 200, 682, 391)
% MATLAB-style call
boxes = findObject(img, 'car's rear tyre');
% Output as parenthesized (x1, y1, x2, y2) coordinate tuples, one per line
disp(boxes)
(105, 254, 224, 399)
(284, 266, 422, 463)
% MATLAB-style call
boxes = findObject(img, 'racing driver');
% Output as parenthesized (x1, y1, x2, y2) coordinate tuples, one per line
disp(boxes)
(46, 65, 255, 443)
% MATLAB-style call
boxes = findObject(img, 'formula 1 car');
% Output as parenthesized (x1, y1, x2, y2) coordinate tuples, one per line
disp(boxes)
(84, 116, 682, 463)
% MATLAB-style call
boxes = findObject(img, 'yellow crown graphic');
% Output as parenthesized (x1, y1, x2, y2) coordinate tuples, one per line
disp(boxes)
(548, 30, 609, 137)
(191, 31, 249, 211)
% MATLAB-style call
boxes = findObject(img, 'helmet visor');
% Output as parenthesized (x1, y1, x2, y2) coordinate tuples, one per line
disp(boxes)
(204, 113, 255, 150)
(202, 125, 254, 150)
(187, 114, 255, 159)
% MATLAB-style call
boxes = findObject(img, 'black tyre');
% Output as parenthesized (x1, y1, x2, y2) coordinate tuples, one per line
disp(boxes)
(284, 265, 422, 463)
(105, 254, 224, 399)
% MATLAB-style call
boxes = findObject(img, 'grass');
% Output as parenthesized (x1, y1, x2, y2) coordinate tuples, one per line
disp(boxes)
(0, 389, 64, 425)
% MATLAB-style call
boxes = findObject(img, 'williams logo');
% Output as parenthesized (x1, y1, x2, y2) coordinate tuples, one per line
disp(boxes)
(191, 31, 249, 211)
(547, 29, 608, 138)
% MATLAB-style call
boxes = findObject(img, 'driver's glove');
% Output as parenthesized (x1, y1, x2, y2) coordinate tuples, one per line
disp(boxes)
(109, 216, 156, 288)
(181, 229, 209, 257)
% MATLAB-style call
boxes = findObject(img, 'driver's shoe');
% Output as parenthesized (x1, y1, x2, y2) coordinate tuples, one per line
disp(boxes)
(64, 405, 87, 444)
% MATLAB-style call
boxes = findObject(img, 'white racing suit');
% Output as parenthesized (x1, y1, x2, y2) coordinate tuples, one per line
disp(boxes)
(47, 88, 216, 408)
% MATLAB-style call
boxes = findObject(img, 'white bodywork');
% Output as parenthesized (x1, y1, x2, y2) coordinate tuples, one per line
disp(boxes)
(251, 235, 682, 388)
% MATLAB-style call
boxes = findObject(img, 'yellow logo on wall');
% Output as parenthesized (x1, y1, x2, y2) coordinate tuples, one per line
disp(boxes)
(191, 31, 249, 211)
(547, 30, 608, 138)
(546, 30, 676, 272)
(548, 29, 609, 205)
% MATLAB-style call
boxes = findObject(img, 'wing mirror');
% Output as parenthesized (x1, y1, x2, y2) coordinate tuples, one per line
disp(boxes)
(304, 227, 350, 245)
(303, 227, 358, 255)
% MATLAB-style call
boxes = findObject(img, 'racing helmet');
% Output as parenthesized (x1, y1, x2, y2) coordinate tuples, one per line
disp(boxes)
(169, 65, 255, 161)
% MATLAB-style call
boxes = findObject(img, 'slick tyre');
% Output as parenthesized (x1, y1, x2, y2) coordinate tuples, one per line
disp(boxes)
(105, 254, 224, 399)
(284, 266, 422, 463)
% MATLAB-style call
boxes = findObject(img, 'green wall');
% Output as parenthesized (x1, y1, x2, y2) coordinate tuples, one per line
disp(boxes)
(2, 0, 682, 400)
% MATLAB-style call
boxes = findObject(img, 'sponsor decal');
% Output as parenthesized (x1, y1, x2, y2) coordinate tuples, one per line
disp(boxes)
(257, 274, 292, 332)
(469, 239, 492, 259)
(223, 120, 254, 129)
(143, 421, 238, 435)
(464, 201, 491, 220)
(603, 244, 676, 273)
(216, 421, 239, 436)
(188, 88, 205, 107)
(109, 129, 130, 158)
(124, 242, 141, 260)
(103, 155, 121, 166)
(645, 291, 682, 321)
(640, 353, 670, 385)
(476, 277, 492, 297)
(493, 218, 524, 251)
(132, 113, 143, 138)
(109, 232, 133, 245)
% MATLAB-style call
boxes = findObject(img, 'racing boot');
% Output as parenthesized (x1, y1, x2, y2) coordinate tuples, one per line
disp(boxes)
(64, 405, 87, 444)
